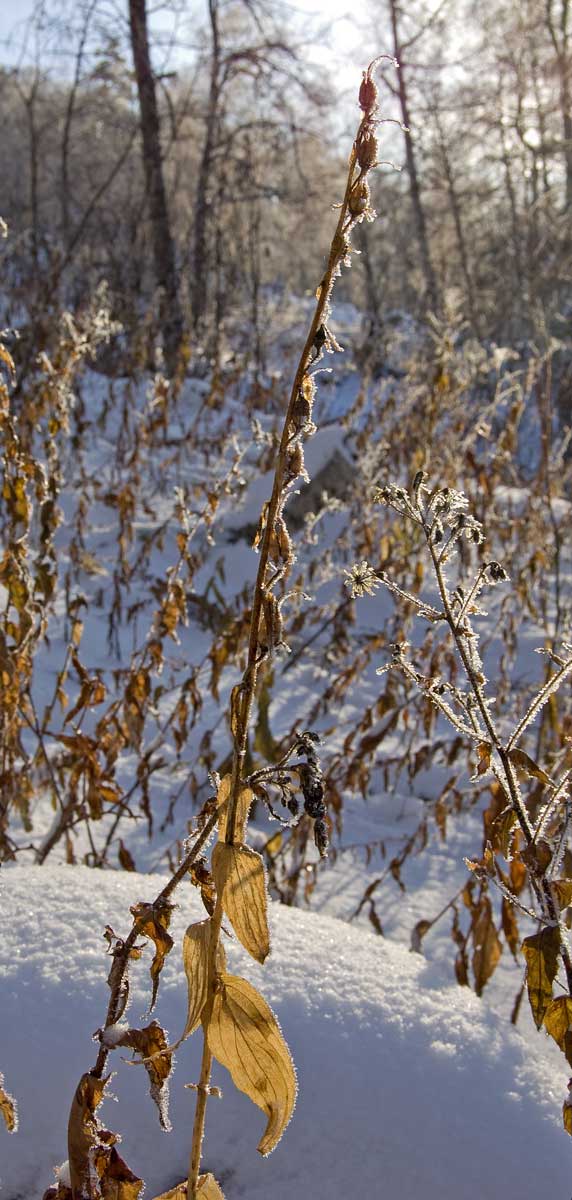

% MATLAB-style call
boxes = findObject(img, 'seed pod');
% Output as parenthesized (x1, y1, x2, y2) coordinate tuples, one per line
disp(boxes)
(359, 71, 378, 114)
(356, 131, 378, 173)
(348, 177, 370, 217)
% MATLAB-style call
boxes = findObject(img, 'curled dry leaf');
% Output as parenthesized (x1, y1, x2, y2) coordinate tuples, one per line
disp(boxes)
(522, 925, 561, 1028)
(68, 1073, 144, 1199)
(410, 918, 432, 954)
(68, 1072, 108, 1196)
(471, 895, 502, 996)
(543, 996, 572, 1068)
(216, 773, 253, 844)
(181, 919, 226, 1039)
(212, 842, 270, 964)
(0, 1070, 17, 1132)
(130, 898, 175, 1010)
(116, 1022, 173, 1131)
(205, 973, 296, 1156)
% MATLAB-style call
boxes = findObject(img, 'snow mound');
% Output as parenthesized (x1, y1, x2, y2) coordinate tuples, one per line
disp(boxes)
(0, 865, 569, 1199)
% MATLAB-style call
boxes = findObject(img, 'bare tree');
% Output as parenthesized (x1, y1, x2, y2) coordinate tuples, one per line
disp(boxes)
(128, 0, 183, 372)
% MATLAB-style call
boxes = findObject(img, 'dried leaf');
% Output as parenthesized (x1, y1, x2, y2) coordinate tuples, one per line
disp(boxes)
(472, 896, 502, 996)
(68, 1072, 109, 1196)
(508, 748, 552, 786)
(99, 1147, 144, 1199)
(68, 1073, 143, 1198)
(522, 925, 561, 1028)
(212, 842, 270, 963)
(198, 1175, 226, 1199)
(117, 1022, 172, 1130)
(543, 996, 572, 1068)
(130, 899, 174, 1010)
(410, 918, 432, 954)
(501, 897, 520, 959)
(205, 973, 296, 1156)
(476, 741, 492, 775)
(118, 841, 136, 872)
(216, 774, 253, 844)
(551, 879, 572, 912)
(181, 920, 214, 1039)
(0, 1071, 17, 1132)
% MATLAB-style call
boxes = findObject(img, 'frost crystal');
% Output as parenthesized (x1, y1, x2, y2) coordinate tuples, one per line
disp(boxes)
(343, 560, 381, 598)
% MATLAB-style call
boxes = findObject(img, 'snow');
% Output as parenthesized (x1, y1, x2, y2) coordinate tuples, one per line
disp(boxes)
(1, 863, 570, 1199)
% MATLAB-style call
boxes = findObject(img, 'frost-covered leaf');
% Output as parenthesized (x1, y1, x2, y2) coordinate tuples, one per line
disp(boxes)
(544, 996, 572, 1068)
(130, 898, 174, 1010)
(522, 926, 561, 1028)
(216, 774, 253, 844)
(551, 880, 572, 912)
(472, 896, 502, 995)
(68, 1074, 143, 1198)
(501, 897, 519, 959)
(205, 973, 296, 1156)
(212, 842, 270, 963)
(0, 1071, 17, 1132)
(508, 748, 552, 786)
(67, 1072, 108, 1196)
(181, 919, 225, 1039)
(197, 1174, 226, 1198)
(117, 1022, 173, 1131)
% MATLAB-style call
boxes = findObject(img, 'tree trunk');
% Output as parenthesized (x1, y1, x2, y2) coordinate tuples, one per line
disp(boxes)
(190, 0, 221, 337)
(388, 0, 439, 313)
(128, 0, 183, 373)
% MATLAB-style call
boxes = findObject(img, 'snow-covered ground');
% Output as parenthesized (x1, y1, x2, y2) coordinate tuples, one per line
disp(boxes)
(2, 863, 571, 1199)
(2, 304, 572, 1197)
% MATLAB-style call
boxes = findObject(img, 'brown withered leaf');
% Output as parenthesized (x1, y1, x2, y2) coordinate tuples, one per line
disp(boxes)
(68, 1073, 143, 1198)
(543, 996, 572, 1068)
(472, 896, 502, 996)
(476, 741, 492, 775)
(229, 683, 243, 739)
(564, 1098, 572, 1136)
(501, 896, 520, 959)
(508, 748, 552, 786)
(522, 925, 561, 1028)
(0, 1071, 17, 1132)
(99, 1147, 144, 1199)
(216, 774, 253, 844)
(118, 840, 136, 872)
(130, 898, 174, 1010)
(212, 842, 270, 964)
(205, 973, 296, 1156)
(197, 1175, 225, 1198)
(189, 857, 216, 916)
(510, 858, 528, 895)
(551, 879, 572, 912)
(67, 1073, 110, 1196)
(117, 1022, 173, 1130)
(410, 918, 432, 955)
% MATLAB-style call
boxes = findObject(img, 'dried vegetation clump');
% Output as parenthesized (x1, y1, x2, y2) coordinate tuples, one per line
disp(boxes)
(2, 38, 572, 1197)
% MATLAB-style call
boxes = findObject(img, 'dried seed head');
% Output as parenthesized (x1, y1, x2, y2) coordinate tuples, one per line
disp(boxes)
(356, 131, 378, 173)
(359, 71, 378, 115)
(348, 177, 371, 217)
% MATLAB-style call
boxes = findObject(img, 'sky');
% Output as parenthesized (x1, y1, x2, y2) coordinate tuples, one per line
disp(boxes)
(0, 0, 367, 76)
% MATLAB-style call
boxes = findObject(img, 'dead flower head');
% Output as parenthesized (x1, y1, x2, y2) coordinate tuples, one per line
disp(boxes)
(343, 560, 380, 598)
